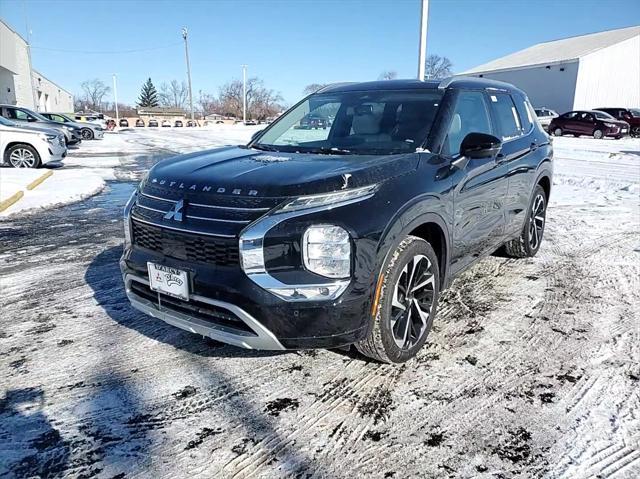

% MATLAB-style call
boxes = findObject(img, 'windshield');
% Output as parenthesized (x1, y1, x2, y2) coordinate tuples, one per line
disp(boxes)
(253, 89, 443, 155)
(629, 108, 640, 118)
(593, 111, 615, 120)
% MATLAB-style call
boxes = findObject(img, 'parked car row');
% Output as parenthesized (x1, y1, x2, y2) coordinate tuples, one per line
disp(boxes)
(119, 118, 198, 128)
(0, 104, 107, 168)
(535, 106, 638, 139)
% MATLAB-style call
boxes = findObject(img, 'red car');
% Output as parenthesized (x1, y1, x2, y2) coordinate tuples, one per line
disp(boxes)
(549, 110, 630, 139)
(594, 107, 640, 138)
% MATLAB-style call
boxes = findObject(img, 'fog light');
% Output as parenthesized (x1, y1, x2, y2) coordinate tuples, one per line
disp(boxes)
(303, 225, 351, 278)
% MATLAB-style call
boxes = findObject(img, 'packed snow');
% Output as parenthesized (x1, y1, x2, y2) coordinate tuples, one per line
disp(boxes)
(1, 126, 639, 478)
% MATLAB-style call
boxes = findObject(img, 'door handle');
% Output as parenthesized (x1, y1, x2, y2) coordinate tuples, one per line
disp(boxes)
(495, 153, 507, 164)
(530, 142, 538, 152)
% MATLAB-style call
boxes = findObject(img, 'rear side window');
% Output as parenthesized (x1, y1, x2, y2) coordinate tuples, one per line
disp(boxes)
(513, 95, 533, 132)
(442, 90, 493, 156)
(489, 93, 521, 140)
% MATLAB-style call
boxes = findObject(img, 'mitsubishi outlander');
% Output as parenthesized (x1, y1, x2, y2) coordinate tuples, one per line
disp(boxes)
(121, 78, 553, 363)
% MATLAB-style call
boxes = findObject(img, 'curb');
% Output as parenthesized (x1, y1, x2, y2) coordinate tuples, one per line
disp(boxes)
(0, 191, 25, 213)
(0, 170, 54, 213)
(27, 170, 54, 190)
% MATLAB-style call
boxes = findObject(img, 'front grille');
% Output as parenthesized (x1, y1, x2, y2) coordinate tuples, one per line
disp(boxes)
(132, 219, 239, 266)
(129, 281, 253, 334)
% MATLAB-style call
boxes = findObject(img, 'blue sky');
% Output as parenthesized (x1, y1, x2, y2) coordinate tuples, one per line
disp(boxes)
(1, 0, 638, 106)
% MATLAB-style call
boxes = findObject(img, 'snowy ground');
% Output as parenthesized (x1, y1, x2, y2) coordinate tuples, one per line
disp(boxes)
(0, 129, 638, 478)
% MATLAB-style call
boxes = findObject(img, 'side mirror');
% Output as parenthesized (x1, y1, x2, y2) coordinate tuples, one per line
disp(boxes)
(460, 132, 502, 159)
(250, 129, 263, 142)
(28, 117, 38, 122)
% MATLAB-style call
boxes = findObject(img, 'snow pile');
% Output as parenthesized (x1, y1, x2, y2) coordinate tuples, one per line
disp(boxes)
(0, 169, 44, 202)
(0, 168, 105, 219)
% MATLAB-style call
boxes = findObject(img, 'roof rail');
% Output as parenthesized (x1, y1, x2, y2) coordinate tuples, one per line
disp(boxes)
(437, 76, 455, 89)
(317, 82, 356, 93)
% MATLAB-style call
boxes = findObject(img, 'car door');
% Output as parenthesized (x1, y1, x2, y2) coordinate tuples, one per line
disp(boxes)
(444, 89, 509, 275)
(561, 112, 580, 134)
(499, 93, 540, 238)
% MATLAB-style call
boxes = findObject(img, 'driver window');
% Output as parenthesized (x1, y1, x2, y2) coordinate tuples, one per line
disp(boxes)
(442, 91, 492, 156)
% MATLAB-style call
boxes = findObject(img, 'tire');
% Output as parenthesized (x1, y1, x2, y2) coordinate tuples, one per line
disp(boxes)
(356, 236, 440, 363)
(81, 128, 94, 140)
(504, 184, 547, 258)
(593, 129, 604, 139)
(6, 144, 41, 168)
(553, 127, 563, 137)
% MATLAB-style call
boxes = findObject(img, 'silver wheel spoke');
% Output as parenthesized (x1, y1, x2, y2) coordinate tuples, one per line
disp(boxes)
(411, 273, 435, 293)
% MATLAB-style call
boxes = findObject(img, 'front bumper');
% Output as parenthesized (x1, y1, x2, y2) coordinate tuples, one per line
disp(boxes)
(120, 248, 371, 350)
(94, 129, 104, 139)
(124, 273, 286, 350)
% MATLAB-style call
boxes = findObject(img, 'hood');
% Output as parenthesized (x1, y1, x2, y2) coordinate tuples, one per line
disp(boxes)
(9, 123, 63, 136)
(146, 146, 420, 198)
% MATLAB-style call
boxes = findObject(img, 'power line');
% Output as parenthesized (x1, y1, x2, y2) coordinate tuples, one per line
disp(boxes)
(30, 42, 182, 55)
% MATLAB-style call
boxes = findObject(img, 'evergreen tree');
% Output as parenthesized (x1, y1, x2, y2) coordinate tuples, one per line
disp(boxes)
(138, 78, 159, 107)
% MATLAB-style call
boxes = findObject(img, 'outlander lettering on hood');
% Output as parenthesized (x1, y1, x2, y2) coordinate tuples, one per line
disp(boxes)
(121, 77, 553, 364)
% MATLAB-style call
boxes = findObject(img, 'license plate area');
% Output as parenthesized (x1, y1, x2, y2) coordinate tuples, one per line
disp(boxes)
(147, 262, 189, 300)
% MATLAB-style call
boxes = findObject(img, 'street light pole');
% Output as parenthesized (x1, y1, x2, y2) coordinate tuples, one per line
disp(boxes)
(242, 64, 247, 124)
(182, 27, 194, 120)
(113, 74, 119, 124)
(417, 0, 429, 80)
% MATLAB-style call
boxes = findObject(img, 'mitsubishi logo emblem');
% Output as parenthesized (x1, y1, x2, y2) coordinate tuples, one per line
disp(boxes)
(164, 199, 185, 222)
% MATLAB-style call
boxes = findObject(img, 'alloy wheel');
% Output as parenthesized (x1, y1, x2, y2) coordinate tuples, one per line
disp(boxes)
(528, 194, 546, 250)
(9, 148, 36, 168)
(554, 128, 562, 137)
(594, 129, 603, 139)
(390, 254, 436, 350)
(81, 128, 93, 140)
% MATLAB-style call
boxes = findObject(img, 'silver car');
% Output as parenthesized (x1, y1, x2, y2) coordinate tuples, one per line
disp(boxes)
(534, 108, 558, 131)
(40, 112, 104, 140)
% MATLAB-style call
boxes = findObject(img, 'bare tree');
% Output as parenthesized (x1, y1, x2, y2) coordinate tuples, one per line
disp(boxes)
(158, 80, 189, 109)
(424, 55, 453, 80)
(303, 83, 328, 95)
(198, 91, 221, 117)
(80, 79, 111, 111)
(378, 70, 398, 80)
(218, 77, 283, 120)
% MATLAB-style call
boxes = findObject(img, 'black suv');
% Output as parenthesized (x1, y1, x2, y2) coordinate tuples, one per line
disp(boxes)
(121, 78, 553, 363)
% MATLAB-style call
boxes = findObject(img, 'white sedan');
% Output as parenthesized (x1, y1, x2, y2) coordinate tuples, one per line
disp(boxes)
(0, 116, 67, 168)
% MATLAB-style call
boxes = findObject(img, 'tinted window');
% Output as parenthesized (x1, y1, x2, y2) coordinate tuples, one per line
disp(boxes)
(490, 93, 521, 140)
(6, 108, 30, 120)
(513, 95, 533, 131)
(562, 112, 578, 119)
(442, 90, 493, 156)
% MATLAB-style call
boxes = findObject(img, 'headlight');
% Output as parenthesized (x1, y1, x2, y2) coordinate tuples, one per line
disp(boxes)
(40, 133, 57, 142)
(279, 184, 377, 213)
(303, 225, 351, 278)
(604, 122, 617, 128)
(64, 126, 72, 131)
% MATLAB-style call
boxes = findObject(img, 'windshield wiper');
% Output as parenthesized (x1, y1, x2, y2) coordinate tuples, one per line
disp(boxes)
(252, 144, 280, 152)
(307, 147, 353, 155)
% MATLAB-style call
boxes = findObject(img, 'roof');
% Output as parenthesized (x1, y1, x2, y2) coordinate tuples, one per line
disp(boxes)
(318, 77, 523, 94)
(463, 25, 640, 74)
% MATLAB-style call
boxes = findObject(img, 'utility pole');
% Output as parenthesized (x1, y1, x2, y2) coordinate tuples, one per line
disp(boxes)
(242, 64, 248, 124)
(113, 74, 119, 124)
(417, 0, 429, 80)
(182, 27, 194, 120)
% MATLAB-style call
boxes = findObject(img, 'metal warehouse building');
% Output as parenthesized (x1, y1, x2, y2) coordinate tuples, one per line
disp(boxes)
(461, 26, 640, 114)
(0, 19, 73, 112)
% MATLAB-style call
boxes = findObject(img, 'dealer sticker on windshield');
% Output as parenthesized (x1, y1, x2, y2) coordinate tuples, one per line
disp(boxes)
(147, 262, 189, 300)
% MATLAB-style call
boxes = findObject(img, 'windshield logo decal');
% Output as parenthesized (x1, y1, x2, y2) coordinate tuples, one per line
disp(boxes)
(164, 199, 185, 222)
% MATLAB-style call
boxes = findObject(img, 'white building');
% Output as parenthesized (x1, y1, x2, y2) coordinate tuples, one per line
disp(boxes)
(461, 26, 640, 114)
(0, 19, 73, 112)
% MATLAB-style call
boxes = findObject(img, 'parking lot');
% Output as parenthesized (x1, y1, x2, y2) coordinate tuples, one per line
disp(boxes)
(1, 128, 639, 478)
